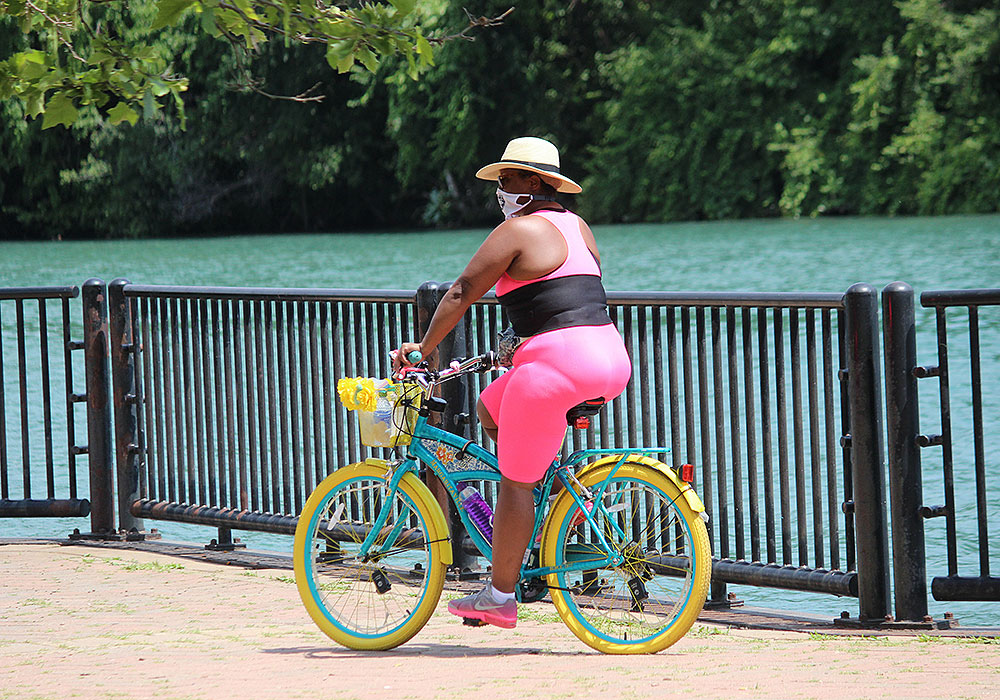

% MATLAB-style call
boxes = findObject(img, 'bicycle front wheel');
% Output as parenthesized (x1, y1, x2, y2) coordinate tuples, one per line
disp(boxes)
(540, 461, 711, 654)
(293, 462, 449, 650)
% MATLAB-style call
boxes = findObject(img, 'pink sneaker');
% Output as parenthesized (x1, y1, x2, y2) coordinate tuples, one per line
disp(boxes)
(448, 585, 517, 629)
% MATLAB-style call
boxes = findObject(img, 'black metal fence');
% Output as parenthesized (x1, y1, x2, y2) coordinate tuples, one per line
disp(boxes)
(884, 286, 1000, 608)
(106, 279, 891, 617)
(108, 282, 422, 541)
(0, 285, 91, 519)
(3, 277, 997, 624)
(448, 287, 868, 600)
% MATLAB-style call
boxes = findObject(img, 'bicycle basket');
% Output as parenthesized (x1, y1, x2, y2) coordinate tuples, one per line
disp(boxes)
(337, 377, 421, 447)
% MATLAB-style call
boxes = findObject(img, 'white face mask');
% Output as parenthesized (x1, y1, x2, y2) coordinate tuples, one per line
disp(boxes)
(496, 188, 533, 219)
(496, 188, 554, 219)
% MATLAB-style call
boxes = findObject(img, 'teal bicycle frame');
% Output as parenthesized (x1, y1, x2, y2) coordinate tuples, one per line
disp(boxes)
(357, 394, 671, 585)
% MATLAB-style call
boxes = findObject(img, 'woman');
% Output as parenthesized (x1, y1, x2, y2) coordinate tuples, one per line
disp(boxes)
(393, 137, 631, 629)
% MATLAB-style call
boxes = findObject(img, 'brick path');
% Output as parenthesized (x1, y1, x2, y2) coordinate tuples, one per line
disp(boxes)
(1, 541, 998, 700)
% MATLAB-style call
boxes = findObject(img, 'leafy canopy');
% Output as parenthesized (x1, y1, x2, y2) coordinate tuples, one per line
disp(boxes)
(0, 0, 454, 128)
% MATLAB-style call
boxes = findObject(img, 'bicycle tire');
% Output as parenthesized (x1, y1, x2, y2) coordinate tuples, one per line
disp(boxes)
(293, 462, 450, 650)
(540, 461, 711, 654)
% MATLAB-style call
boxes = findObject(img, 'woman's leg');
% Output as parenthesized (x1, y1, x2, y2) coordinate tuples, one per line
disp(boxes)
(477, 396, 498, 443)
(489, 476, 536, 593)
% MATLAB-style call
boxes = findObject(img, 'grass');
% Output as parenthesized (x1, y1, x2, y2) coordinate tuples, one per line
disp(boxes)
(73, 554, 184, 572)
(115, 560, 184, 572)
(20, 598, 54, 607)
(517, 605, 563, 625)
(89, 601, 134, 614)
(804, 633, 902, 645)
(918, 634, 1000, 645)
(318, 580, 352, 593)
(803, 631, 1000, 646)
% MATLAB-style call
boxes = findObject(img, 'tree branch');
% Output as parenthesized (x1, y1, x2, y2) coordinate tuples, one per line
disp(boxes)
(24, 0, 88, 63)
(428, 7, 515, 45)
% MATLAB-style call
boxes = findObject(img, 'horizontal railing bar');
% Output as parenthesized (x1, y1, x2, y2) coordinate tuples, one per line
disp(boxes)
(130, 499, 428, 549)
(0, 498, 91, 518)
(931, 575, 1000, 601)
(711, 558, 858, 596)
(920, 288, 1000, 308)
(131, 499, 299, 534)
(122, 285, 416, 303)
(607, 291, 846, 308)
(472, 290, 846, 309)
(0, 287, 79, 300)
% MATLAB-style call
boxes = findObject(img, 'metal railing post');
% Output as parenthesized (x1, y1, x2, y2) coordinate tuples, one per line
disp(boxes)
(108, 279, 144, 534)
(82, 279, 115, 534)
(415, 281, 478, 575)
(844, 283, 891, 621)
(431, 282, 479, 576)
(882, 282, 928, 621)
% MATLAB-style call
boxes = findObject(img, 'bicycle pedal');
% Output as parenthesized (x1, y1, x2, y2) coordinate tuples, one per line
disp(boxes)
(627, 575, 649, 612)
(461, 617, 488, 627)
(371, 568, 392, 595)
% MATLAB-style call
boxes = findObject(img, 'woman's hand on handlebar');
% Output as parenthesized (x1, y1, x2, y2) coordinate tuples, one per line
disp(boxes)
(392, 342, 424, 373)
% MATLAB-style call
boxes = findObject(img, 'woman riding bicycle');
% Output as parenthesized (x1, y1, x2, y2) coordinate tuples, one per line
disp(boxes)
(393, 136, 631, 629)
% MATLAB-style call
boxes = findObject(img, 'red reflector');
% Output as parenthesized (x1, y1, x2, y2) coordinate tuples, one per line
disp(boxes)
(680, 463, 694, 483)
(574, 417, 591, 430)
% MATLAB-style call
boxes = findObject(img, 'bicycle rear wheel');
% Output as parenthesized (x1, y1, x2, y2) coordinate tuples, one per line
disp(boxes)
(540, 461, 711, 654)
(293, 462, 449, 650)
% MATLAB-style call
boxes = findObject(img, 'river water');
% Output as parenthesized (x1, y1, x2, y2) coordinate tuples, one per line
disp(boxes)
(1, 214, 998, 624)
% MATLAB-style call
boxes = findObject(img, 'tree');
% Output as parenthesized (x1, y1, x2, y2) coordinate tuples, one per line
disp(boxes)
(0, 0, 503, 128)
(384, 0, 657, 227)
(844, 0, 1000, 215)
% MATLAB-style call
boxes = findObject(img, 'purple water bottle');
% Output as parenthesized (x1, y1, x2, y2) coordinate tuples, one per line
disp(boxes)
(458, 483, 494, 542)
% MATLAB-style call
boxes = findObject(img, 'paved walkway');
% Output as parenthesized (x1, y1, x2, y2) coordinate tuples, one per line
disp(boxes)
(1, 541, 998, 700)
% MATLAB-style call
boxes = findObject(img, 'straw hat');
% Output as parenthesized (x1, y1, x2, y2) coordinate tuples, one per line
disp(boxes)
(475, 137, 582, 194)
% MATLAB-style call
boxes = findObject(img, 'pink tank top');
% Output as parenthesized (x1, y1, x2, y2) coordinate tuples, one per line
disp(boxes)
(495, 210, 601, 297)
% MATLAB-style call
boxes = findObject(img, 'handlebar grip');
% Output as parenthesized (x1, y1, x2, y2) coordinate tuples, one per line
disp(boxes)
(480, 351, 496, 371)
(406, 350, 423, 364)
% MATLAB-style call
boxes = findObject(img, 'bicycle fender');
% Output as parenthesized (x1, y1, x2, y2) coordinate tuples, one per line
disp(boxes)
(364, 458, 453, 565)
(579, 454, 706, 513)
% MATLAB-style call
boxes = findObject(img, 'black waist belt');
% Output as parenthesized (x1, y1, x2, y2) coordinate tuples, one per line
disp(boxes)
(499, 274, 613, 337)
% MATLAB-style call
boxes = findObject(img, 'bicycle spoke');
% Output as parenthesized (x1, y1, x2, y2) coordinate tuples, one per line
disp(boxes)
(546, 463, 711, 652)
(304, 476, 434, 637)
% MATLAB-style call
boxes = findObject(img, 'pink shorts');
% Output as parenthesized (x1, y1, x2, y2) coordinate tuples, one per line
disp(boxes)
(479, 323, 632, 483)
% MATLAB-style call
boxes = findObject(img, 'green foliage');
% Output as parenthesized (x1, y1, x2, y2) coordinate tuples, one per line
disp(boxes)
(1, 0, 997, 239)
(385, 0, 658, 226)
(0, 13, 408, 238)
(0, 0, 437, 128)
(0, 1, 192, 128)
(844, 0, 1000, 215)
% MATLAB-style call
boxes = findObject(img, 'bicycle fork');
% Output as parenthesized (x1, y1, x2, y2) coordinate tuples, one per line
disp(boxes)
(351, 462, 421, 593)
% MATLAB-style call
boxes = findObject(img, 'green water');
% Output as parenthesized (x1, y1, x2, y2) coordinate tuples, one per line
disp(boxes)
(1, 214, 998, 625)
(2, 214, 997, 292)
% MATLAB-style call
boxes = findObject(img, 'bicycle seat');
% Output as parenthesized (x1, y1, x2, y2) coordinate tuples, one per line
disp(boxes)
(566, 397, 606, 429)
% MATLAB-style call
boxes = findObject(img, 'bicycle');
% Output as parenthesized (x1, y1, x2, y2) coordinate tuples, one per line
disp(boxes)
(292, 352, 712, 654)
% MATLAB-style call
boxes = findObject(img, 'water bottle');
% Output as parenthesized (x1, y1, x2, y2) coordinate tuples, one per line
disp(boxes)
(373, 402, 393, 428)
(458, 484, 494, 543)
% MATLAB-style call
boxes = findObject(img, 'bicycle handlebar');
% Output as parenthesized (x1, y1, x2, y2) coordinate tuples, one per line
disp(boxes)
(393, 351, 499, 388)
